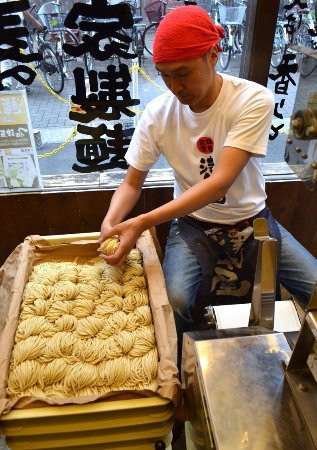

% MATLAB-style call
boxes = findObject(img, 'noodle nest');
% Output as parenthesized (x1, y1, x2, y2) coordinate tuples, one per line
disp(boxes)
(97, 236, 120, 256)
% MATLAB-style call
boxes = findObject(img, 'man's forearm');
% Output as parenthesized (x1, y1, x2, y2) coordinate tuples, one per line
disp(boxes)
(103, 180, 143, 227)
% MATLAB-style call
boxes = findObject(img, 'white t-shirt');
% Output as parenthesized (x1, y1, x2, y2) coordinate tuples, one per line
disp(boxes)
(126, 73, 275, 224)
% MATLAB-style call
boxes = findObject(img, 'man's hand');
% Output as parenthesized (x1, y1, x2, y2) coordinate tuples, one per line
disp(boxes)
(98, 216, 146, 267)
(99, 218, 114, 242)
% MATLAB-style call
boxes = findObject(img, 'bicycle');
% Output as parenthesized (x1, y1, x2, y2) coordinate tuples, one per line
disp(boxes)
(215, 0, 246, 71)
(130, 20, 147, 67)
(26, 6, 64, 93)
(270, 19, 286, 68)
(298, 46, 317, 77)
(142, 0, 195, 57)
(123, 2, 148, 67)
(292, 7, 317, 77)
(73, 1, 147, 69)
(143, 0, 168, 56)
(37, 2, 91, 77)
(273, 4, 317, 75)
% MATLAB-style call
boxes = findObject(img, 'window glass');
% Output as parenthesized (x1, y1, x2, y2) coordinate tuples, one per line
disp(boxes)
(6, 0, 313, 190)
(0, 0, 249, 189)
(266, 0, 317, 183)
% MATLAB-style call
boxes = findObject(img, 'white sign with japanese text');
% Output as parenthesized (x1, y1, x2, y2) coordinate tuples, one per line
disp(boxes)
(0, 90, 42, 191)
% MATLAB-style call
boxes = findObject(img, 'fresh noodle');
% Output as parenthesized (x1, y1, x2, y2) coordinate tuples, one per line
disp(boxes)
(46, 300, 74, 322)
(54, 314, 78, 332)
(97, 236, 120, 255)
(93, 297, 123, 318)
(97, 311, 128, 339)
(52, 281, 79, 301)
(72, 299, 95, 319)
(10, 335, 47, 366)
(15, 316, 56, 341)
(129, 326, 156, 357)
(75, 316, 104, 339)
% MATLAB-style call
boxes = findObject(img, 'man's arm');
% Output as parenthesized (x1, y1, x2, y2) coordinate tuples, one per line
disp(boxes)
(99, 165, 148, 239)
(101, 146, 251, 266)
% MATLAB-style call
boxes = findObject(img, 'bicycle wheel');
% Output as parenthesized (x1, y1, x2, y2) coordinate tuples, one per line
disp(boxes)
(143, 22, 159, 56)
(39, 42, 64, 93)
(270, 24, 286, 68)
(298, 54, 317, 77)
(219, 25, 231, 71)
(27, 32, 35, 54)
(84, 51, 95, 73)
(294, 24, 313, 65)
(65, 29, 96, 75)
(60, 29, 80, 75)
(44, 29, 83, 76)
(295, 23, 312, 47)
(132, 28, 143, 67)
(233, 24, 245, 54)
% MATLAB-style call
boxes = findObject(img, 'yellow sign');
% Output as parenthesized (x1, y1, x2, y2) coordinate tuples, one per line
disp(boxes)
(0, 91, 42, 191)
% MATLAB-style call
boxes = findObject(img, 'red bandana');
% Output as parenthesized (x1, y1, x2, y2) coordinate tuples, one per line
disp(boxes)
(153, 5, 224, 63)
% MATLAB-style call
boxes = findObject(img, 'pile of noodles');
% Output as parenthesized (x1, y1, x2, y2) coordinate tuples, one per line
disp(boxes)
(7, 247, 158, 400)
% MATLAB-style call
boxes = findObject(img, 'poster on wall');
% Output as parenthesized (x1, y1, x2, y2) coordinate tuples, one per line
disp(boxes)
(0, 90, 42, 191)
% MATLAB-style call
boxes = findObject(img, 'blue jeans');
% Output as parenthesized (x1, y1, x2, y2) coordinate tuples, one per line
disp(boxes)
(277, 222, 317, 308)
(162, 219, 317, 360)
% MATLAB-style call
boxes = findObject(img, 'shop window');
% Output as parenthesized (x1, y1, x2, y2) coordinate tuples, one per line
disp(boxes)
(2, 0, 310, 191)
(266, 0, 317, 187)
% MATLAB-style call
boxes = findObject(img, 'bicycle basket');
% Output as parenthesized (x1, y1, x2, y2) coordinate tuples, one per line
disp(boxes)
(40, 12, 68, 31)
(197, 0, 213, 13)
(144, 0, 164, 23)
(219, 5, 246, 24)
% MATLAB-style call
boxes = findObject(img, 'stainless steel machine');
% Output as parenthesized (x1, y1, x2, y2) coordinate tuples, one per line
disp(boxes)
(182, 287, 317, 449)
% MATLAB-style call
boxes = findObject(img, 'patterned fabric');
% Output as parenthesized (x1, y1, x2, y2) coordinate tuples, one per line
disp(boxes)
(178, 207, 281, 328)
(205, 222, 254, 258)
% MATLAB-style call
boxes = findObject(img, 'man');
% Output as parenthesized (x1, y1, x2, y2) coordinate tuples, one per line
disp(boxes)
(99, 6, 317, 355)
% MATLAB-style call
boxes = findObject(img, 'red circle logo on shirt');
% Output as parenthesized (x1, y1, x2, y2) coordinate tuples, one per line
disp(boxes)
(197, 137, 214, 154)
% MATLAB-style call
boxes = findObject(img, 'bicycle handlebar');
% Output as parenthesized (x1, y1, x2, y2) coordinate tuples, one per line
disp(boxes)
(29, 4, 37, 14)
(33, 25, 47, 33)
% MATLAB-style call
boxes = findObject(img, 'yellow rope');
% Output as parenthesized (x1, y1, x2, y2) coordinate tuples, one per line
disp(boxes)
(37, 128, 78, 159)
(130, 65, 167, 94)
(130, 108, 143, 115)
(22, 44, 70, 104)
(28, 61, 69, 104)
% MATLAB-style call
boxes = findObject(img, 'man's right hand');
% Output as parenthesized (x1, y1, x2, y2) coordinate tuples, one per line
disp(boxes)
(97, 166, 149, 265)
(98, 215, 147, 267)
